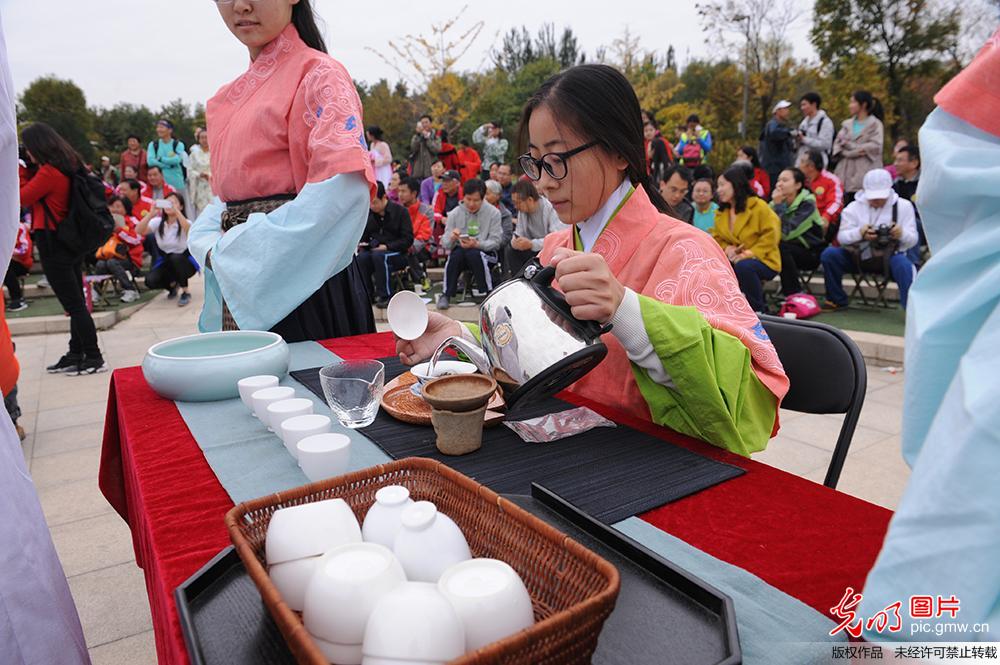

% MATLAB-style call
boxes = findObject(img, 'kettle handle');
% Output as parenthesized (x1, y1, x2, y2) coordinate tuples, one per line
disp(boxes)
(524, 260, 612, 340)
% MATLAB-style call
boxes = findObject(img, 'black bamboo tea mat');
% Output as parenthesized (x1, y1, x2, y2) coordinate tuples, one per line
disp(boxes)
(291, 357, 744, 524)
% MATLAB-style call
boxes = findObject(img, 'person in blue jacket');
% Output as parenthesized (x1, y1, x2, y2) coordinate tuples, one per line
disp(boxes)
(147, 119, 187, 194)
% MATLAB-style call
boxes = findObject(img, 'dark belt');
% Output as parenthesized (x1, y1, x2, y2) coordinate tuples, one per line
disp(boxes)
(220, 193, 295, 232)
(219, 193, 295, 330)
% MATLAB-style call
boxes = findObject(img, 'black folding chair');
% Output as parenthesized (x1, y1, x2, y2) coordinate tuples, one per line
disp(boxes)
(759, 314, 867, 489)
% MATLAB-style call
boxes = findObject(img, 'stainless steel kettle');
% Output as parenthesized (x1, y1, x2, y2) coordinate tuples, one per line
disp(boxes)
(429, 259, 611, 409)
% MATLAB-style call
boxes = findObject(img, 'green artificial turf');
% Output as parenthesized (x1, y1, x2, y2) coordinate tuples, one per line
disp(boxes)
(6, 288, 159, 319)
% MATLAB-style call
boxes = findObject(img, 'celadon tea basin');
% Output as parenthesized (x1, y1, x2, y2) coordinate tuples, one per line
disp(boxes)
(142, 331, 290, 402)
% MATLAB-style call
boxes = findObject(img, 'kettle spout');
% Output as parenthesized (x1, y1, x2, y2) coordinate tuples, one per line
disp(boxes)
(429, 336, 492, 377)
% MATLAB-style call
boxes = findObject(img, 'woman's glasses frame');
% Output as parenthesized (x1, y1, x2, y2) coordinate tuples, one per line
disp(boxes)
(518, 141, 599, 182)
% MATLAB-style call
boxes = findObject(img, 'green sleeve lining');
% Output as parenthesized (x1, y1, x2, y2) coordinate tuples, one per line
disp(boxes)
(632, 295, 777, 457)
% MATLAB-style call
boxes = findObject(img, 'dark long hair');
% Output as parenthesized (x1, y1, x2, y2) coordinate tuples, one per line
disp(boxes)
(852, 90, 884, 122)
(718, 165, 754, 214)
(518, 64, 674, 216)
(21, 122, 81, 175)
(159, 192, 187, 238)
(292, 1, 327, 53)
(738, 145, 762, 170)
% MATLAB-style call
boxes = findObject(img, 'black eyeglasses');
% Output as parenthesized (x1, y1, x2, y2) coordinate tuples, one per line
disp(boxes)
(518, 141, 599, 181)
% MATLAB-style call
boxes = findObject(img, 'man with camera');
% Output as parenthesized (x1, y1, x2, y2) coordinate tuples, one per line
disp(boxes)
(819, 168, 918, 311)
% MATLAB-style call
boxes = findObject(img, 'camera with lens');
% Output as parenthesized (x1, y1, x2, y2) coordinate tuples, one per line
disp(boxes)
(873, 225, 892, 249)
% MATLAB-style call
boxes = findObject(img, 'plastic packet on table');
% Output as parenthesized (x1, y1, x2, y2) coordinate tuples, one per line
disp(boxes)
(504, 406, 616, 443)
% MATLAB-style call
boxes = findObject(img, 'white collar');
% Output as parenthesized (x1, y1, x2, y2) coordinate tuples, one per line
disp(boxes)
(575, 179, 631, 252)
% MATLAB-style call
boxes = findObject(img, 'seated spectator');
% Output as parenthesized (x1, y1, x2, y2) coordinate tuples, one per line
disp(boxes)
(4, 220, 32, 311)
(437, 179, 502, 309)
(691, 178, 718, 232)
(883, 137, 909, 180)
(356, 182, 414, 307)
(457, 139, 481, 183)
(433, 170, 463, 222)
(120, 165, 149, 196)
(893, 144, 923, 265)
(659, 164, 694, 222)
(820, 168, 918, 311)
(506, 179, 561, 278)
(770, 168, 826, 296)
(797, 148, 843, 240)
(95, 196, 144, 302)
(387, 170, 402, 204)
(711, 165, 781, 312)
(737, 145, 770, 199)
(138, 192, 197, 307)
(438, 129, 462, 173)
(484, 179, 513, 267)
(399, 176, 432, 288)
(497, 164, 515, 215)
(892, 145, 920, 202)
(100, 156, 119, 186)
(118, 178, 154, 218)
(146, 164, 175, 201)
(420, 159, 445, 205)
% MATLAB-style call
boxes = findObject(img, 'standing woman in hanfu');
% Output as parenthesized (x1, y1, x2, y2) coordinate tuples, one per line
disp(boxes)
(398, 65, 789, 456)
(189, 0, 376, 341)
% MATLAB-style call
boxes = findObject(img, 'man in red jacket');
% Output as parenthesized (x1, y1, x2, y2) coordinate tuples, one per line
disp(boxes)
(438, 130, 463, 174)
(400, 176, 433, 288)
(457, 139, 481, 183)
(799, 148, 844, 241)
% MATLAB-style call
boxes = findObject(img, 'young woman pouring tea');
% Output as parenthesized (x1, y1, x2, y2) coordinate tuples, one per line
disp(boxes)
(188, 0, 376, 341)
(398, 65, 788, 456)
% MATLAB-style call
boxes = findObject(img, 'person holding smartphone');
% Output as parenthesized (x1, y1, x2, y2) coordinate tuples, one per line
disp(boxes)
(138, 192, 197, 306)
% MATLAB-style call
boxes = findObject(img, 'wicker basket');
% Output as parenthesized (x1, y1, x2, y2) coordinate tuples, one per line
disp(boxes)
(225, 457, 621, 665)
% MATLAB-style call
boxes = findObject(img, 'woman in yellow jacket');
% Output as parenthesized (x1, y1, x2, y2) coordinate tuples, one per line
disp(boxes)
(711, 165, 781, 312)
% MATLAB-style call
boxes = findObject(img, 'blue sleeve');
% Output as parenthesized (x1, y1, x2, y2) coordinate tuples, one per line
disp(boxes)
(187, 198, 224, 332)
(191, 172, 370, 332)
(700, 131, 713, 153)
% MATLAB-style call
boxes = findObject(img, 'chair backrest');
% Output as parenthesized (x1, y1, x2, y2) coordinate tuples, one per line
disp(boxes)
(759, 314, 868, 488)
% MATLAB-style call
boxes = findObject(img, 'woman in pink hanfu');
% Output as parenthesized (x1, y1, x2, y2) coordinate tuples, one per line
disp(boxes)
(396, 66, 788, 457)
(188, 0, 377, 342)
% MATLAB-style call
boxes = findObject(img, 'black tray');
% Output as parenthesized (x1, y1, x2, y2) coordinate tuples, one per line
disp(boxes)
(176, 488, 741, 665)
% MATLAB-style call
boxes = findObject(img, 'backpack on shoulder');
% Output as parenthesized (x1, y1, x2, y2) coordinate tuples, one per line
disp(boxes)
(41, 167, 116, 259)
(151, 138, 187, 180)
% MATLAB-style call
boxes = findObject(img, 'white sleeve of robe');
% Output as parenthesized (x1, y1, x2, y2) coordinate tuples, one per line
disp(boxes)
(0, 12, 91, 664)
(859, 108, 1000, 641)
(187, 171, 369, 332)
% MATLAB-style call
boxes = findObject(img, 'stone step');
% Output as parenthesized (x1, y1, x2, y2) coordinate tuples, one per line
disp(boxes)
(8, 296, 155, 336)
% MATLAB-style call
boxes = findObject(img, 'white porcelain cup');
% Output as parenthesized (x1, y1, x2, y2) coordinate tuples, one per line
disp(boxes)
(269, 555, 320, 612)
(266, 398, 313, 433)
(265, 498, 361, 566)
(238, 375, 279, 416)
(252, 386, 296, 430)
(393, 501, 471, 583)
(438, 558, 535, 651)
(387, 290, 429, 341)
(279, 414, 332, 460)
(297, 433, 351, 482)
(303, 543, 407, 665)
(362, 582, 465, 665)
(362, 486, 414, 549)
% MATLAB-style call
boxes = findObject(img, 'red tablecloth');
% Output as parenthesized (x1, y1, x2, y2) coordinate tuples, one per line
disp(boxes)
(99, 332, 892, 665)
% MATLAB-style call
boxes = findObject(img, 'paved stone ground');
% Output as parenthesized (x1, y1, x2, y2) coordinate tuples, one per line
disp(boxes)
(12, 274, 908, 664)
